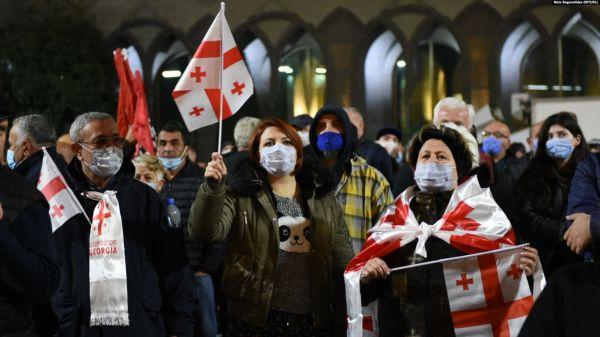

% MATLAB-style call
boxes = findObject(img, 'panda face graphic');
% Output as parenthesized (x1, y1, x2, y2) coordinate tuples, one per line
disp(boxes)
(277, 216, 311, 253)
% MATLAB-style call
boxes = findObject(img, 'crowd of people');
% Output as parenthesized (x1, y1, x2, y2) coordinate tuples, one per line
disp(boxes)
(0, 96, 599, 337)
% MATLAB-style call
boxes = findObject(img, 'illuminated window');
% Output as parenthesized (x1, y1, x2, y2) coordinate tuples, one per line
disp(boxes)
(278, 32, 326, 118)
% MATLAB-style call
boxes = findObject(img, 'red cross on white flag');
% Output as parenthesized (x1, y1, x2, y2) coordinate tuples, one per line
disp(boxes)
(172, 2, 253, 135)
(37, 148, 89, 232)
(442, 248, 534, 337)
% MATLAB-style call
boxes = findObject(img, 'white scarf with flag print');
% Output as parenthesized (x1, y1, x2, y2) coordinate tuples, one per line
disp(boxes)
(85, 191, 129, 326)
(344, 176, 517, 337)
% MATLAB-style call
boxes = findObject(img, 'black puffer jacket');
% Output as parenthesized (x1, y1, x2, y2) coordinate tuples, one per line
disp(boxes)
(160, 160, 225, 274)
(0, 166, 58, 336)
(514, 164, 582, 275)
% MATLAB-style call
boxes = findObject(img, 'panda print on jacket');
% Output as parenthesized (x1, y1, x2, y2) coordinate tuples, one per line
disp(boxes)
(278, 216, 311, 253)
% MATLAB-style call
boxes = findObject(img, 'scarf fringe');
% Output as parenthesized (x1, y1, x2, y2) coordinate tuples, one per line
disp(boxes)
(90, 313, 130, 327)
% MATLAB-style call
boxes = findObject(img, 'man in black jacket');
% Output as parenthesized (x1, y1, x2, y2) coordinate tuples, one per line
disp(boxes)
(7, 114, 64, 336)
(0, 165, 58, 336)
(53, 112, 195, 337)
(157, 121, 225, 337)
(8, 114, 68, 184)
(346, 107, 393, 184)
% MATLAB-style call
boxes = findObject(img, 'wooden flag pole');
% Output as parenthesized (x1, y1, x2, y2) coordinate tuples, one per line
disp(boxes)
(217, 2, 225, 154)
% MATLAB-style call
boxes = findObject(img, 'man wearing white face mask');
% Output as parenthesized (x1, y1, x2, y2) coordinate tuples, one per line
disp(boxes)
(53, 112, 196, 337)
(291, 114, 313, 147)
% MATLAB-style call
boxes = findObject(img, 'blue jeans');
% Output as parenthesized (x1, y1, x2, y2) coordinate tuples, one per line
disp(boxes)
(194, 274, 217, 337)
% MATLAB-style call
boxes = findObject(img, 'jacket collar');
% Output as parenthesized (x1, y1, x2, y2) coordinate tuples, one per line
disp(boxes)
(14, 148, 44, 176)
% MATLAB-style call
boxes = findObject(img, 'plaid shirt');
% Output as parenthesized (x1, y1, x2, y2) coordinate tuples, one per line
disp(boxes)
(335, 155, 394, 255)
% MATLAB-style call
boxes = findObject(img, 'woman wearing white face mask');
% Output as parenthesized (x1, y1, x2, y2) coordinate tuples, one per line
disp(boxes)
(356, 126, 539, 337)
(514, 112, 589, 276)
(188, 118, 353, 337)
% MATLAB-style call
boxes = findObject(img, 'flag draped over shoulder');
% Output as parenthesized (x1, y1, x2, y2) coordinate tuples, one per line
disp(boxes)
(172, 5, 253, 132)
(344, 176, 521, 337)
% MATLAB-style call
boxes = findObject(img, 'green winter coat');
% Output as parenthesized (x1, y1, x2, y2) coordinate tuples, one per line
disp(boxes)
(188, 157, 353, 336)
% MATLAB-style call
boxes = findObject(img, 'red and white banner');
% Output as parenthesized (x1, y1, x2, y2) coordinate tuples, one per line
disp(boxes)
(172, 5, 253, 132)
(36, 148, 88, 232)
(443, 247, 533, 337)
(344, 176, 520, 337)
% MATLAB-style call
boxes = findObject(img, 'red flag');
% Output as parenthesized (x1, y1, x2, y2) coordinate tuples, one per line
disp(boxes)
(114, 48, 136, 137)
(132, 71, 156, 155)
(172, 5, 253, 132)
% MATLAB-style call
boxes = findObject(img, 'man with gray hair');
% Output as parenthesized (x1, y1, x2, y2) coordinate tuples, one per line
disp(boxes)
(8, 114, 67, 185)
(54, 112, 196, 336)
(224, 116, 261, 179)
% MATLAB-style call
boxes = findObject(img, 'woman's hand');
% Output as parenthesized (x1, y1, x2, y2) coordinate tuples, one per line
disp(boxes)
(519, 246, 539, 277)
(204, 152, 227, 183)
(360, 257, 390, 283)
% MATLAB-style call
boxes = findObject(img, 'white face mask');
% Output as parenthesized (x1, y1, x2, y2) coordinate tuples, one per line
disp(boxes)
(298, 131, 310, 147)
(414, 162, 456, 192)
(82, 146, 124, 178)
(259, 143, 297, 177)
(376, 139, 400, 156)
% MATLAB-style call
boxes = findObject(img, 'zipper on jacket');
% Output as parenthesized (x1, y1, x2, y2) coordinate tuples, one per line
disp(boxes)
(243, 210, 249, 226)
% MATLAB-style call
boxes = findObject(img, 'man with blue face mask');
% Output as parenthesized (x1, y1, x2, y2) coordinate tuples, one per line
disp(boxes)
(309, 105, 394, 254)
(157, 121, 225, 337)
(482, 121, 528, 187)
(53, 112, 196, 337)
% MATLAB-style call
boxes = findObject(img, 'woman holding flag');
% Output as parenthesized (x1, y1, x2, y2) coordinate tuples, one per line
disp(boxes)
(350, 125, 539, 337)
(188, 118, 353, 337)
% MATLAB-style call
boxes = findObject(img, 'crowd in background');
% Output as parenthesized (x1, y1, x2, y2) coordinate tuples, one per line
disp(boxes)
(0, 96, 599, 337)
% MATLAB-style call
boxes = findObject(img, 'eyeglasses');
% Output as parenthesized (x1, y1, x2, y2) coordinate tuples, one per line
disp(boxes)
(482, 131, 508, 139)
(79, 136, 125, 149)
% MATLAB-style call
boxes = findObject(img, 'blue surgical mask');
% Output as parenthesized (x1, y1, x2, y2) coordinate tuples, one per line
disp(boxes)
(160, 156, 183, 171)
(396, 152, 404, 165)
(545, 138, 574, 160)
(482, 136, 503, 156)
(6, 149, 17, 169)
(414, 163, 456, 192)
(146, 182, 159, 191)
(532, 138, 539, 152)
(160, 147, 187, 171)
(317, 131, 344, 158)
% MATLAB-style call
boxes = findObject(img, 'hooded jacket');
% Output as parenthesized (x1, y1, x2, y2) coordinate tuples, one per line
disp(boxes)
(309, 105, 394, 254)
(52, 159, 196, 337)
(188, 155, 353, 337)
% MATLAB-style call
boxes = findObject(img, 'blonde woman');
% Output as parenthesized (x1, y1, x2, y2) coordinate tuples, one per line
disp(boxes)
(133, 154, 167, 192)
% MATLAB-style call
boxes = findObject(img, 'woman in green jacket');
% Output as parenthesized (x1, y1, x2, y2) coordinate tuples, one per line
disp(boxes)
(188, 118, 354, 337)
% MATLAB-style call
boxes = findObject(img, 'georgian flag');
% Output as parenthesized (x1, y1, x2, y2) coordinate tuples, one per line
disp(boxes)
(36, 148, 88, 232)
(443, 248, 534, 337)
(172, 4, 253, 132)
(344, 176, 521, 337)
